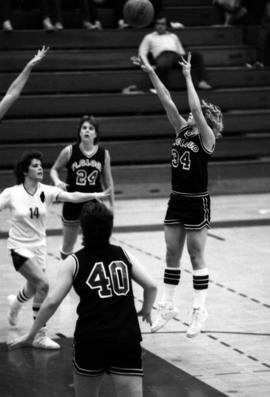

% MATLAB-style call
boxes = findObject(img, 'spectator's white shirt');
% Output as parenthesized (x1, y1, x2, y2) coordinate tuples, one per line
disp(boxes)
(0, 183, 61, 249)
(139, 31, 185, 59)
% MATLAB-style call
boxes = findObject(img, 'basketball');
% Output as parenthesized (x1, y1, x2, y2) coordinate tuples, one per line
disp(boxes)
(123, 0, 155, 28)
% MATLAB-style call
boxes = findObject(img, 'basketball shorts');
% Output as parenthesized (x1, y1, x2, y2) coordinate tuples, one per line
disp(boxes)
(10, 245, 47, 271)
(72, 338, 143, 377)
(62, 202, 85, 225)
(164, 192, 211, 230)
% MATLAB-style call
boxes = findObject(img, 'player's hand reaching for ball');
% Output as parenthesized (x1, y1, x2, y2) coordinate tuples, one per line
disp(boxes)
(179, 52, 192, 78)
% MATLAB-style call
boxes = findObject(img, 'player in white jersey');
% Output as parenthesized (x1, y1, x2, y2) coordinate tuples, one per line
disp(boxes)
(0, 151, 110, 349)
(0, 46, 48, 120)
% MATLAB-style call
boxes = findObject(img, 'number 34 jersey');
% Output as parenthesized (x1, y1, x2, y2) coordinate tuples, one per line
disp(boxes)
(0, 183, 61, 249)
(171, 125, 214, 194)
(72, 245, 142, 341)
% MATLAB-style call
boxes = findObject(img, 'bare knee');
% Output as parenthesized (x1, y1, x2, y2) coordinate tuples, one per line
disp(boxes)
(36, 277, 49, 298)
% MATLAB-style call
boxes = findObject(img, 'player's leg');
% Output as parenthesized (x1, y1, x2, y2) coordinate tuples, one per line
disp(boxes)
(61, 202, 81, 259)
(61, 223, 80, 259)
(7, 250, 40, 326)
(73, 373, 103, 397)
(111, 374, 143, 397)
(109, 339, 143, 397)
(151, 224, 186, 332)
(186, 227, 209, 338)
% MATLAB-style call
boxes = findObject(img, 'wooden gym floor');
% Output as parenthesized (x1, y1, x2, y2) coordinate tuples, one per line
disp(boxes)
(0, 193, 269, 397)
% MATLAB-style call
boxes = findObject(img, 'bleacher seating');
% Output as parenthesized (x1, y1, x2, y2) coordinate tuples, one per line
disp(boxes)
(0, 0, 270, 197)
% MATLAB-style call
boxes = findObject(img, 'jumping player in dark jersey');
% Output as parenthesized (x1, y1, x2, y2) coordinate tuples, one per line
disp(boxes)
(0, 46, 49, 120)
(50, 114, 114, 259)
(8, 200, 157, 397)
(132, 53, 223, 337)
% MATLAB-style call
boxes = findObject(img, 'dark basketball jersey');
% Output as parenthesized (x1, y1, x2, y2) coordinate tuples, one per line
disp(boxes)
(171, 125, 213, 194)
(66, 143, 105, 193)
(72, 244, 142, 342)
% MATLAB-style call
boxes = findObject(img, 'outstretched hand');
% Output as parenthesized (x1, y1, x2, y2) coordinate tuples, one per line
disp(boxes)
(179, 52, 192, 78)
(28, 46, 50, 68)
(130, 56, 154, 74)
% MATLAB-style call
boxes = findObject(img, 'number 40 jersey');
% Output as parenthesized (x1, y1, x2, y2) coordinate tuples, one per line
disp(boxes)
(72, 244, 142, 342)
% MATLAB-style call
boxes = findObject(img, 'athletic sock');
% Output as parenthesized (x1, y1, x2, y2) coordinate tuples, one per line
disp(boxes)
(162, 267, 181, 304)
(17, 288, 31, 304)
(192, 268, 209, 309)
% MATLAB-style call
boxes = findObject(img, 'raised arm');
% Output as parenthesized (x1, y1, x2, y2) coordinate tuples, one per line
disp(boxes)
(0, 46, 49, 120)
(131, 56, 186, 133)
(50, 145, 71, 190)
(101, 150, 115, 212)
(179, 53, 215, 151)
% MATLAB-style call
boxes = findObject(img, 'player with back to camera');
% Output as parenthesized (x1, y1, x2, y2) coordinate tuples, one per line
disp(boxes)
(0, 46, 48, 120)
(8, 200, 158, 397)
(132, 53, 223, 337)
(50, 114, 114, 260)
(1, 151, 110, 349)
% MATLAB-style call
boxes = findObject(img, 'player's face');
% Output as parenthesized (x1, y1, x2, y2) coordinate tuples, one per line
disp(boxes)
(26, 158, 43, 181)
(80, 121, 97, 143)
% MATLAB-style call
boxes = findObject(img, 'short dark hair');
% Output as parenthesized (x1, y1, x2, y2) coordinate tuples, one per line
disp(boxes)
(77, 115, 100, 144)
(14, 151, 43, 184)
(80, 201, 113, 249)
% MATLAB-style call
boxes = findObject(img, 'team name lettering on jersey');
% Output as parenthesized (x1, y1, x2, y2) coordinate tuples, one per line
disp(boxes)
(174, 138, 199, 153)
(71, 159, 102, 172)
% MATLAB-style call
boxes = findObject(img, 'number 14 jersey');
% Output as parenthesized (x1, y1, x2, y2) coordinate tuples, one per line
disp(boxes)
(0, 183, 61, 249)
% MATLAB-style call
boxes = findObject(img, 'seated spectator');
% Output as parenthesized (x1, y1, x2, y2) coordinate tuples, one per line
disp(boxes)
(213, 0, 248, 26)
(78, 0, 104, 30)
(246, 0, 270, 68)
(40, 0, 63, 31)
(138, 16, 212, 91)
(1, 0, 13, 31)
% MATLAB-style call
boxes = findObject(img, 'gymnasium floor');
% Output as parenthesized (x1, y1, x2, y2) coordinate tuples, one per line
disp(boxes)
(0, 193, 269, 397)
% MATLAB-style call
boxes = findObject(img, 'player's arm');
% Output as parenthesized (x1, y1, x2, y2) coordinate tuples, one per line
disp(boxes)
(179, 53, 215, 151)
(0, 46, 49, 120)
(8, 256, 76, 349)
(127, 251, 157, 325)
(57, 187, 111, 203)
(131, 56, 186, 133)
(100, 150, 115, 212)
(50, 146, 71, 190)
(0, 188, 11, 211)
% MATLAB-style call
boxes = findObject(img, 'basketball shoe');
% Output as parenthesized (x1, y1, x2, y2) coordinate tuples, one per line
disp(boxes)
(32, 327, 60, 350)
(151, 303, 179, 333)
(7, 294, 22, 326)
(186, 307, 208, 338)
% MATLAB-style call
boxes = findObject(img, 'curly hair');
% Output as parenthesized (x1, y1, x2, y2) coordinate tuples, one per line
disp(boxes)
(77, 114, 100, 144)
(80, 201, 113, 249)
(14, 151, 43, 185)
(201, 100, 224, 138)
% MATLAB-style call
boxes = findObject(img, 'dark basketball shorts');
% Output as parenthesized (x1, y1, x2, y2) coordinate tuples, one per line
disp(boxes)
(164, 192, 211, 230)
(62, 202, 85, 225)
(72, 338, 143, 377)
(10, 246, 46, 271)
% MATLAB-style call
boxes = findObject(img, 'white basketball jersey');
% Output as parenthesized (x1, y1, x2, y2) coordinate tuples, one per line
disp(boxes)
(0, 183, 61, 249)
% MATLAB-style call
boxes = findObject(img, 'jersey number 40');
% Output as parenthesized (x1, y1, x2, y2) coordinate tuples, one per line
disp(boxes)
(86, 261, 130, 298)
